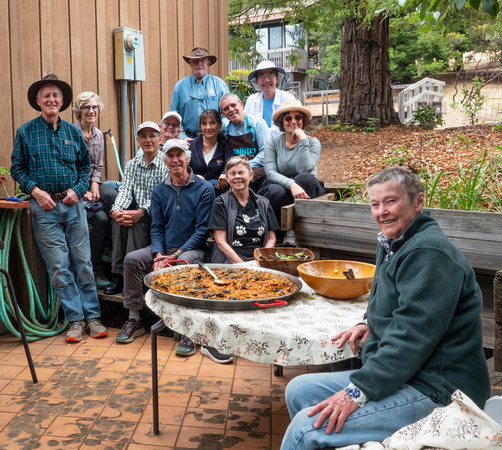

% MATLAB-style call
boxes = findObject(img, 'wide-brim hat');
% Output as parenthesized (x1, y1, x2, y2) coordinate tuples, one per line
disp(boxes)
(272, 99, 312, 124)
(183, 47, 217, 65)
(27, 74, 73, 112)
(248, 60, 286, 91)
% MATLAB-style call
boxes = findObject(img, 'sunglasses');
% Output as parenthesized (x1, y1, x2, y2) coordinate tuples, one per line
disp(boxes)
(284, 114, 303, 123)
(163, 122, 179, 129)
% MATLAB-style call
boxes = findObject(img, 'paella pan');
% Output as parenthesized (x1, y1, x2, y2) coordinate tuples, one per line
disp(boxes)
(144, 264, 302, 311)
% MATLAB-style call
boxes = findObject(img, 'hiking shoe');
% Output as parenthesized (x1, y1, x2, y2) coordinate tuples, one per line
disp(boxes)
(175, 335, 196, 356)
(282, 230, 297, 247)
(93, 266, 111, 289)
(66, 320, 86, 343)
(200, 345, 234, 364)
(115, 318, 145, 344)
(87, 318, 107, 338)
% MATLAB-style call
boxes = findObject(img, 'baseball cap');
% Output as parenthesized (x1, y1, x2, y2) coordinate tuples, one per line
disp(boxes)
(137, 121, 160, 135)
(161, 111, 182, 124)
(163, 139, 189, 154)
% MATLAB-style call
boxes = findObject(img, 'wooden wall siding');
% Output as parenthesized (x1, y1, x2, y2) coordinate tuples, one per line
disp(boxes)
(2, 0, 228, 188)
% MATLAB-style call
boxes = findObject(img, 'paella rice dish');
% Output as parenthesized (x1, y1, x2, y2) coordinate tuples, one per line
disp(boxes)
(150, 267, 296, 300)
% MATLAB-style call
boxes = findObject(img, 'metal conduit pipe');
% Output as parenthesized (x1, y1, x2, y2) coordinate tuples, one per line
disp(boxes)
(120, 80, 128, 170)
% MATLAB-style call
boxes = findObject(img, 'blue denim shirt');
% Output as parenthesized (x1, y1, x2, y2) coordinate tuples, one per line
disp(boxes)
(170, 73, 229, 135)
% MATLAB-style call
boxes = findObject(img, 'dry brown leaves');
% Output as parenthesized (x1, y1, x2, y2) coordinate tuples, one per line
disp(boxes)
(311, 124, 502, 184)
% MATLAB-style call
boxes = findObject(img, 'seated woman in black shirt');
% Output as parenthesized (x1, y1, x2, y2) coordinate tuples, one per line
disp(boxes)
(188, 109, 234, 195)
(209, 156, 280, 263)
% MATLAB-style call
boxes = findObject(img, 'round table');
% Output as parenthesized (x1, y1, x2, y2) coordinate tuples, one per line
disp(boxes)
(146, 280, 369, 367)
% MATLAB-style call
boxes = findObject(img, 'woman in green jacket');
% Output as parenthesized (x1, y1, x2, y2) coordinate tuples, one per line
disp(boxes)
(281, 166, 490, 449)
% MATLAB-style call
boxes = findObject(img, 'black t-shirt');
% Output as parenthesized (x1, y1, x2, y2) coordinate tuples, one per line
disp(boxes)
(209, 195, 280, 258)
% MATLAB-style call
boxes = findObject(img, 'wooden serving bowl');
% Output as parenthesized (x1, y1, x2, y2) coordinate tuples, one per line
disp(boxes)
(297, 260, 376, 299)
(254, 247, 315, 276)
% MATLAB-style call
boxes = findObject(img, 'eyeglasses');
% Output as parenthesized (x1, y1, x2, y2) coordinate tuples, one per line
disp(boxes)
(138, 133, 159, 140)
(284, 114, 303, 123)
(257, 73, 276, 80)
(163, 122, 179, 129)
(82, 105, 99, 112)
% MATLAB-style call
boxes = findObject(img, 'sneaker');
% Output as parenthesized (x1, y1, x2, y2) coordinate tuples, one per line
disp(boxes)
(200, 345, 234, 364)
(115, 318, 145, 344)
(87, 318, 107, 338)
(282, 230, 297, 247)
(93, 266, 111, 289)
(175, 335, 196, 356)
(66, 320, 86, 343)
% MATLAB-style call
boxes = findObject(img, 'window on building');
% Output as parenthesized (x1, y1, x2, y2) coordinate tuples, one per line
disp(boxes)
(255, 23, 304, 51)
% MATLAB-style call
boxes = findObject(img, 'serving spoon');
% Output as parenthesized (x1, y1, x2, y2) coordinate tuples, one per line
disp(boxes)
(198, 264, 228, 285)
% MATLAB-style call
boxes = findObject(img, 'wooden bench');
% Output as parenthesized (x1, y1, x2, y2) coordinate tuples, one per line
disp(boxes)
(283, 198, 502, 363)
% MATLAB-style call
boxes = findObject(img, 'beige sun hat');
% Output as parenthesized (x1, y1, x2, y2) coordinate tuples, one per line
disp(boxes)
(272, 99, 312, 124)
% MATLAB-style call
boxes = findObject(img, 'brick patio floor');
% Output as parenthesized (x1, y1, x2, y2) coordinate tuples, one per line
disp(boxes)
(0, 326, 328, 449)
(1, 326, 501, 450)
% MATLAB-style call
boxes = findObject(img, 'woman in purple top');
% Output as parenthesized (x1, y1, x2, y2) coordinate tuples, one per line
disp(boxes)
(188, 109, 235, 195)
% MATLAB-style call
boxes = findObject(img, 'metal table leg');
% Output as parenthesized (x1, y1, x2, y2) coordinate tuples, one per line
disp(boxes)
(0, 268, 38, 384)
(151, 318, 167, 435)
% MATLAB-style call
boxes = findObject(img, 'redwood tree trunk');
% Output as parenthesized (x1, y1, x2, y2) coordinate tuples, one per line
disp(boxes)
(338, 11, 399, 127)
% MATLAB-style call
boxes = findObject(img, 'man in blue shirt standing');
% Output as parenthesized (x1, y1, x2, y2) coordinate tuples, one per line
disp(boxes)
(11, 74, 107, 343)
(170, 47, 229, 138)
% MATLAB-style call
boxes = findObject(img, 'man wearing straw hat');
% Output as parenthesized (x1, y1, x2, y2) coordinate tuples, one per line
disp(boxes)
(170, 46, 229, 139)
(11, 74, 107, 343)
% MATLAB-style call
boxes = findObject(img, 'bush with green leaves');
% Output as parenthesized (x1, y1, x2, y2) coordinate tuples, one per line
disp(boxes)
(363, 117, 380, 132)
(225, 69, 253, 103)
(461, 76, 486, 126)
(411, 104, 444, 130)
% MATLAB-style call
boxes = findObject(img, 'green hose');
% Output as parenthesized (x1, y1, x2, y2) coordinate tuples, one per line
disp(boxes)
(0, 194, 67, 341)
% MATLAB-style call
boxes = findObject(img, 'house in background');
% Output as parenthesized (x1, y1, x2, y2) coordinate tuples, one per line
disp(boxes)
(229, 8, 331, 97)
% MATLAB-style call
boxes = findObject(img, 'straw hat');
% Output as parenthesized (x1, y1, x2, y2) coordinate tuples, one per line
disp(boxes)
(183, 47, 217, 65)
(27, 74, 73, 112)
(248, 60, 286, 91)
(272, 99, 312, 124)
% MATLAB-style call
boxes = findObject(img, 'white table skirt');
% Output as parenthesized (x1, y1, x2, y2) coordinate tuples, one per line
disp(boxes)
(146, 275, 369, 367)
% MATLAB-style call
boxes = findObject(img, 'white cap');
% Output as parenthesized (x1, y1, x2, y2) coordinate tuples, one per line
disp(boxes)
(161, 111, 182, 124)
(163, 139, 190, 157)
(137, 121, 160, 135)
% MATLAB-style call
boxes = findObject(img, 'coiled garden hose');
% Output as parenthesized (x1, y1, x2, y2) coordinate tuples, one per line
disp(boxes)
(0, 194, 67, 341)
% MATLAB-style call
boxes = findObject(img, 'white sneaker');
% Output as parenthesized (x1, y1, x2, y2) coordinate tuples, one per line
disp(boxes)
(282, 230, 297, 247)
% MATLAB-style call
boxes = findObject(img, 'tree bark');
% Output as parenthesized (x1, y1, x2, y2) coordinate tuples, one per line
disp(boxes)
(338, 10, 399, 127)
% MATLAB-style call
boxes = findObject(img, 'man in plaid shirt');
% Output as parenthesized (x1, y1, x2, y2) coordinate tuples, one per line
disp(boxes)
(11, 74, 107, 343)
(104, 122, 169, 295)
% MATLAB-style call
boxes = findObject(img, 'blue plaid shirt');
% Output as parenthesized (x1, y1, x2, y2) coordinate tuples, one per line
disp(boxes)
(11, 116, 90, 197)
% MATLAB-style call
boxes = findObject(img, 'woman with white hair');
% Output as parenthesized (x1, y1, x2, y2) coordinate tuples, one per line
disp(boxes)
(244, 60, 295, 138)
(73, 92, 117, 288)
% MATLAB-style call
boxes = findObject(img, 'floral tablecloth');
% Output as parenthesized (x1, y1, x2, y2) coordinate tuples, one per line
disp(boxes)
(145, 275, 369, 366)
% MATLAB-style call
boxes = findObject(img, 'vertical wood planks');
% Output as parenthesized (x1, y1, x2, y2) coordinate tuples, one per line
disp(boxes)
(3, 0, 229, 180)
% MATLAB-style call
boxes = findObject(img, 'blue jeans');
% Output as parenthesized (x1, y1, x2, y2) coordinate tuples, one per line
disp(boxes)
(30, 198, 101, 322)
(281, 370, 439, 449)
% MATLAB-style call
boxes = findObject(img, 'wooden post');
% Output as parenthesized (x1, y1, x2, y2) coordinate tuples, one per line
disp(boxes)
(494, 270, 502, 372)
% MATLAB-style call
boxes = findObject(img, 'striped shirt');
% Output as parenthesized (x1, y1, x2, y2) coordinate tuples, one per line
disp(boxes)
(111, 151, 169, 216)
(11, 116, 90, 197)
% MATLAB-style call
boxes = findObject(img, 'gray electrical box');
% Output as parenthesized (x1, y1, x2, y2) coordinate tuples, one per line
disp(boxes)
(114, 27, 146, 81)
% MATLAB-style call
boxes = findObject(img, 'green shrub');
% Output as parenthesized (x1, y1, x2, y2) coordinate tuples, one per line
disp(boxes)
(411, 104, 444, 130)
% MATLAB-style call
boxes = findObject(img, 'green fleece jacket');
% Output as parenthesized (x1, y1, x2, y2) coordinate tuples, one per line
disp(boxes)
(350, 212, 490, 409)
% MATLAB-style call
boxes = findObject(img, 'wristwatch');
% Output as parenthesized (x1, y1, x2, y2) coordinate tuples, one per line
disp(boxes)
(174, 250, 182, 259)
